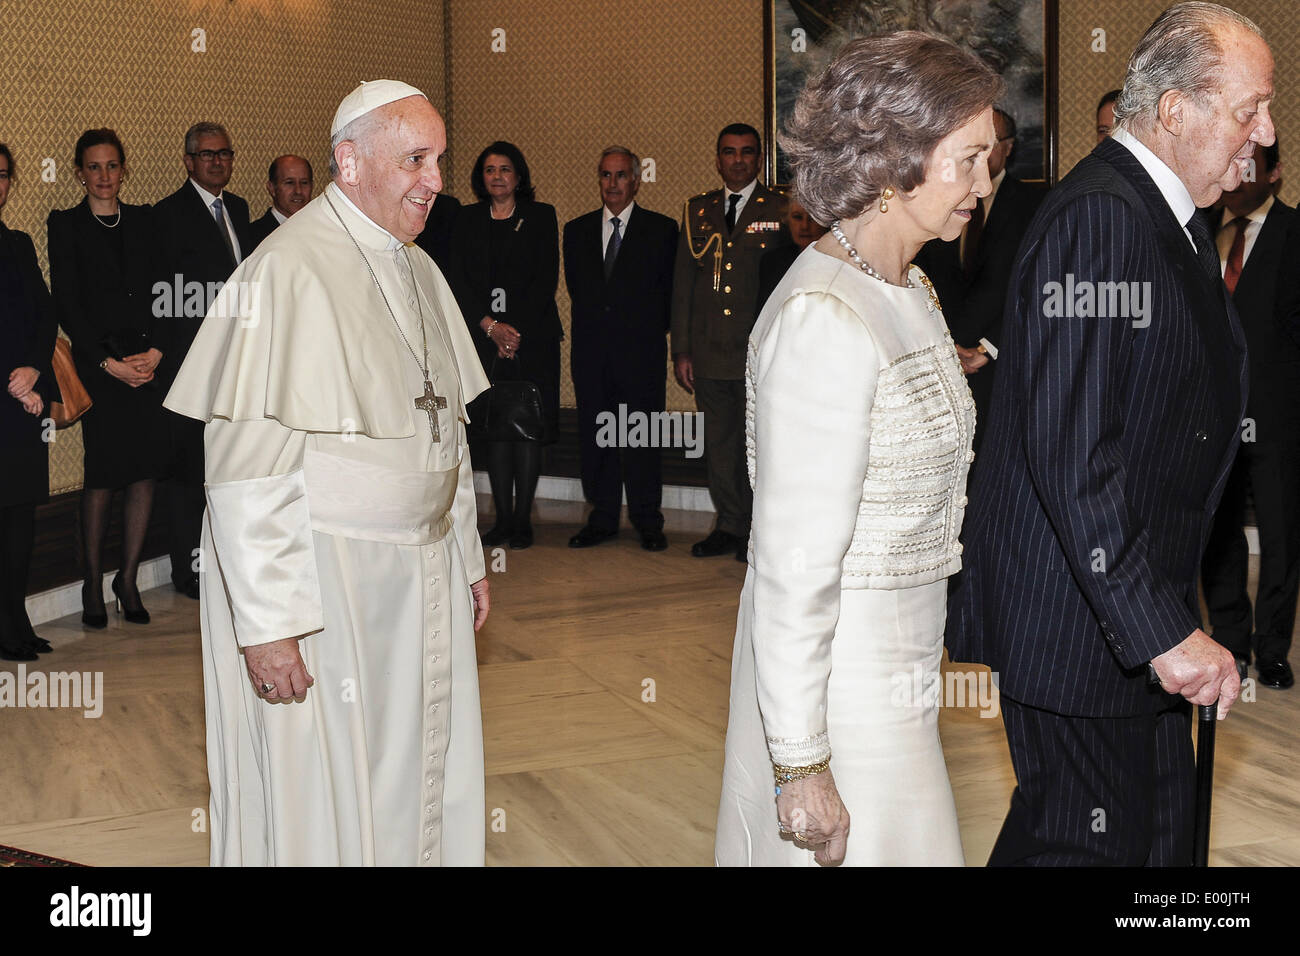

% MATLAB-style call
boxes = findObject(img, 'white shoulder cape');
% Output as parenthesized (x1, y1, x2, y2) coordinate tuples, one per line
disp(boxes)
(163, 191, 490, 439)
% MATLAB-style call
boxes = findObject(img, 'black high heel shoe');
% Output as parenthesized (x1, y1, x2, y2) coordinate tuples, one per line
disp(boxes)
(82, 582, 108, 630)
(111, 575, 150, 625)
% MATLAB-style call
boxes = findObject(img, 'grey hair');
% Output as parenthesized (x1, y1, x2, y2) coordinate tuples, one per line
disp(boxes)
(598, 145, 641, 180)
(1113, 2, 1264, 132)
(328, 109, 388, 180)
(184, 122, 230, 155)
(781, 31, 1002, 225)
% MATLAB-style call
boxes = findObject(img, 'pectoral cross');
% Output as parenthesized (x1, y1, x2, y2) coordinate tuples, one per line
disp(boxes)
(414, 379, 447, 442)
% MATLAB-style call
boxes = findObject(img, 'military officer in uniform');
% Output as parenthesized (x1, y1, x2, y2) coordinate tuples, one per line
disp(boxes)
(671, 123, 786, 560)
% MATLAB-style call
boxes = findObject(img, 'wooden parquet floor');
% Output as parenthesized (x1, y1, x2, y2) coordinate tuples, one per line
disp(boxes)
(0, 497, 1296, 866)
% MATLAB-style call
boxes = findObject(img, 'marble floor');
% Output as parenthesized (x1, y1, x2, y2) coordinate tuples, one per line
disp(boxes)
(0, 496, 1296, 866)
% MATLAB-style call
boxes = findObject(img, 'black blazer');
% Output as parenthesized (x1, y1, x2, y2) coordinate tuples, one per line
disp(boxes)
(946, 136, 1248, 718)
(1211, 198, 1300, 442)
(46, 200, 161, 376)
(414, 192, 462, 278)
(0, 222, 58, 505)
(563, 203, 677, 380)
(151, 181, 251, 387)
(445, 199, 562, 370)
(914, 175, 1046, 350)
(248, 207, 280, 252)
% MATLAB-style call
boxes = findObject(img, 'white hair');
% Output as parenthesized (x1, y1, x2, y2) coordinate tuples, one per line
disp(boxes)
(328, 109, 388, 180)
(1113, 2, 1264, 133)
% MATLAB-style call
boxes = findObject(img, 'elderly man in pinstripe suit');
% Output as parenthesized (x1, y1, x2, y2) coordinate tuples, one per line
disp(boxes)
(948, 2, 1272, 866)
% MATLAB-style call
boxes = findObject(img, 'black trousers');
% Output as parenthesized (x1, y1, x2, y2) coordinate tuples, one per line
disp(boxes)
(1201, 438, 1300, 665)
(693, 377, 750, 538)
(163, 411, 205, 584)
(574, 358, 665, 533)
(989, 697, 1195, 866)
(0, 503, 37, 646)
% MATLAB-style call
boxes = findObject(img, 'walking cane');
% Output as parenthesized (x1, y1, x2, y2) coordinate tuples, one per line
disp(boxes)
(1192, 702, 1217, 867)
(1150, 666, 1217, 866)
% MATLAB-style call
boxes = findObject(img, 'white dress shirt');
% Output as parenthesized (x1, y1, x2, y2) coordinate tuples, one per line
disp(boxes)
(271, 207, 288, 226)
(1111, 128, 1198, 250)
(191, 178, 243, 263)
(724, 178, 758, 226)
(1216, 192, 1273, 273)
(601, 201, 635, 257)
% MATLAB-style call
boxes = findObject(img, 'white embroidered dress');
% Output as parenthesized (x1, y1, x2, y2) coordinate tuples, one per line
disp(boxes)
(715, 245, 975, 866)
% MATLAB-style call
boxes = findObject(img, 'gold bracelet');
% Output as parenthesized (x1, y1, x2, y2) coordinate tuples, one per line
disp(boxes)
(772, 756, 831, 785)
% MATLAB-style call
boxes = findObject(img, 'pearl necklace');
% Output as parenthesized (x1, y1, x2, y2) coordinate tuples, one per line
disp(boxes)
(829, 219, 941, 314)
(93, 204, 122, 229)
(829, 219, 911, 287)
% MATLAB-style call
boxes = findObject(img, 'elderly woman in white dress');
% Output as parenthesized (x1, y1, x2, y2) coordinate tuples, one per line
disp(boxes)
(715, 32, 1002, 866)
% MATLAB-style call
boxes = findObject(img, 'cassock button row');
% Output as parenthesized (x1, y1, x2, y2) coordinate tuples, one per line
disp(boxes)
(966, 450, 976, 462)
(958, 495, 968, 507)
(424, 851, 432, 861)
(953, 543, 963, 554)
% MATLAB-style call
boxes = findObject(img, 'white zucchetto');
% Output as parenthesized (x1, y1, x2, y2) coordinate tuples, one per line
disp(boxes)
(331, 80, 427, 135)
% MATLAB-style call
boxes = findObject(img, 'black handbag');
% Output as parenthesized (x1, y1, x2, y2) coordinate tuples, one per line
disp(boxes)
(471, 359, 544, 442)
(99, 328, 151, 360)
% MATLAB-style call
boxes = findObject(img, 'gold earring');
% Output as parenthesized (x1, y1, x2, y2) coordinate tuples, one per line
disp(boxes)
(879, 187, 894, 213)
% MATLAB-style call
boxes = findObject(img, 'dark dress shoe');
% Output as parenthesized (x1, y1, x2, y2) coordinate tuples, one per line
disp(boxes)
(509, 525, 534, 550)
(1257, 660, 1294, 689)
(481, 524, 512, 547)
(173, 576, 201, 600)
(1234, 655, 1250, 681)
(639, 529, 668, 552)
(112, 575, 151, 625)
(570, 525, 617, 548)
(0, 642, 38, 662)
(691, 529, 738, 557)
(25, 635, 52, 654)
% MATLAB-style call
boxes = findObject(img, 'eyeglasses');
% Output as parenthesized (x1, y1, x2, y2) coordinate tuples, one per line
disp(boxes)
(189, 149, 235, 162)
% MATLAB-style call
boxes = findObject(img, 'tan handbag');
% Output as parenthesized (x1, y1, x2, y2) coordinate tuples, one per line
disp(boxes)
(49, 337, 92, 428)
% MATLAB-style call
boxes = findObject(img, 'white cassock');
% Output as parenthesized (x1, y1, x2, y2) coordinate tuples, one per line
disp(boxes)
(164, 182, 491, 866)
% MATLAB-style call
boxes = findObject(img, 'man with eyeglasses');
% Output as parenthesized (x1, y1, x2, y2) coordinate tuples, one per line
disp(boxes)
(154, 122, 252, 601)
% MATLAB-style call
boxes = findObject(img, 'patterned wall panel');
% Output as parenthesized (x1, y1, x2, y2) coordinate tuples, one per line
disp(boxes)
(446, 0, 767, 413)
(0, 0, 445, 494)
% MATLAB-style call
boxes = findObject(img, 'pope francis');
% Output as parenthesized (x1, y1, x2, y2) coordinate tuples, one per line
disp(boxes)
(164, 80, 492, 866)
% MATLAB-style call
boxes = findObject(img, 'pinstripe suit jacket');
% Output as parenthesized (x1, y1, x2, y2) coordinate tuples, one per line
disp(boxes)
(946, 136, 1248, 718)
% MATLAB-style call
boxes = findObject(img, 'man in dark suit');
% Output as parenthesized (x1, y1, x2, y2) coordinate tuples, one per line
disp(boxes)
(1201, 139, 1300, 690)
(671, 123, 785, 560)
(914, 108, 1045, 452)
(414, 192, 462, 278)
(153, 122, 251, 598)
(947, 3, 1272, 865)
(248, 154, 312, 251)
(564, 146, 678, 551)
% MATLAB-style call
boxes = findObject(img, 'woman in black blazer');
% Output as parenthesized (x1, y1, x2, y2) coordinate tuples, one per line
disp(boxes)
(47, 129, 163, 627)
(446, 141, 561, 550)
(0, 143, 58, 661)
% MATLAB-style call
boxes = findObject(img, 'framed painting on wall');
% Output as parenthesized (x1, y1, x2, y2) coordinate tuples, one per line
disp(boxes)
(765, 0, 1059, 189)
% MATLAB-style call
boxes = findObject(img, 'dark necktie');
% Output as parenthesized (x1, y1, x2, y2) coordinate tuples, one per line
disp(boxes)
(604, 216, 622, 279)
(725, 194, 740, 233)
(962, 198, 985, 277)
(211, 197, 237, 267)
(1185, 213, 1222, 283)
(1222, 216, 1250, 295)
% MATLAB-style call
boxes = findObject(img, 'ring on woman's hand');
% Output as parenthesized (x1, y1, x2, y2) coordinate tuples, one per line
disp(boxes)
(260, 682, 276, 695)
(794, 831, 809, 843)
